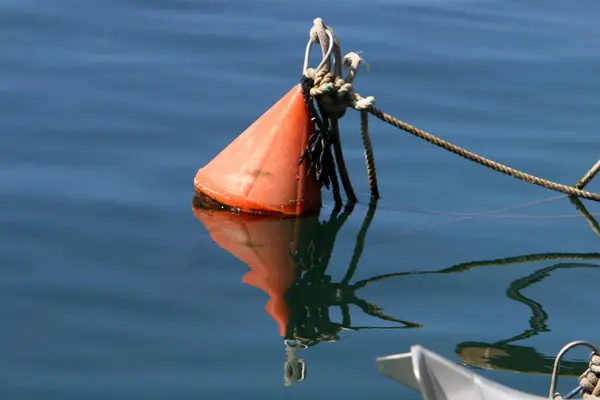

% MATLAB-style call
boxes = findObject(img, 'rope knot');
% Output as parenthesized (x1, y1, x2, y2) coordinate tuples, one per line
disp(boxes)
(298, 17, 381, 204)
(304, 52, 375, 119)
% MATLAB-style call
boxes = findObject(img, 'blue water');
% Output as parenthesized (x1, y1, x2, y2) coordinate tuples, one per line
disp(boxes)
(2, 1, 600, 398)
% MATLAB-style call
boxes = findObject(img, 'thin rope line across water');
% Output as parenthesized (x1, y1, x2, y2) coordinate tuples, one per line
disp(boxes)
(367, 106, 600, 201)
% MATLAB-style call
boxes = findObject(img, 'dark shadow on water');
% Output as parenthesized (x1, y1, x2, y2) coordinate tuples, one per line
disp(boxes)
(192, 195, 600, 386)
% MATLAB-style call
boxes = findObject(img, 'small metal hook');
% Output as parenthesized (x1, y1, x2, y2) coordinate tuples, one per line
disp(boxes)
(549, 340, 600, 398)
(302, 29, 334, 76)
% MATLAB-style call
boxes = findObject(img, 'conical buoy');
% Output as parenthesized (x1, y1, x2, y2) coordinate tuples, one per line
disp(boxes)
(193, 204, 313, 336)
(194, 85, 321, 216)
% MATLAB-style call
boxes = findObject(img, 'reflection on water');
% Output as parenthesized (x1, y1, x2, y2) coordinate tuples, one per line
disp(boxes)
(455, 262, 599, 377)
(192, 195, 600, 387)
(191, 196, 422, 386)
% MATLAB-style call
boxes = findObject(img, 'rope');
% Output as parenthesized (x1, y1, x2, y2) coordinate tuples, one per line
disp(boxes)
(551, 341, 600, 399)
(577, 160, 600, 189)
(300, 18, 379, 203)
(301, 17, 600, 203)
(367, 107, 600, 201)
(299, 75, 342, 204)
(332, 118, 358, 202)
(360, 110, 379, 199)
(580, 355, 600, 398)
(554, 354, 600, 399)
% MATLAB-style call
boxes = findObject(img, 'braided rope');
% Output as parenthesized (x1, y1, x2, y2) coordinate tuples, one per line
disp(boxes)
(577, 160, 600, 189)
(311, 67, 600, 202)
(365, 105, 600, 201)
(576, 355, 600, 399)
(360, 110, 379, 199)
(301, 18, 379, 202)
(303, 17, 599, 203)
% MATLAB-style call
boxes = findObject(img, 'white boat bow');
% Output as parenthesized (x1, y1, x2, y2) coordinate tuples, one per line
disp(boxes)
(377, 345, 548, 400)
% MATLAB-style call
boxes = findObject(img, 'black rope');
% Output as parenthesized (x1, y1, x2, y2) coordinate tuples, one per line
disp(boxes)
(299, 76, 342, 204)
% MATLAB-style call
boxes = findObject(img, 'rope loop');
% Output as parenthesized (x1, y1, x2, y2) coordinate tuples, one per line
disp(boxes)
(298, 18, 380, 203)
(301, 19, 375, 119)
(302, 27, 334, 76)
(301, 17, 600, 205)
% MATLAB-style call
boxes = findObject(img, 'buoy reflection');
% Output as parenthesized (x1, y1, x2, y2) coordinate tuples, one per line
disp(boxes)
(192, 197, 421, 386)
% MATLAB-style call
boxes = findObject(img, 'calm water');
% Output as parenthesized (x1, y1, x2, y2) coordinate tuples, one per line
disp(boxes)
(2, 0, 600, 398)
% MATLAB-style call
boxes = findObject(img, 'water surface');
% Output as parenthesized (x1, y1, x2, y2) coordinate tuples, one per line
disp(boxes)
(2, 0, 600, 398)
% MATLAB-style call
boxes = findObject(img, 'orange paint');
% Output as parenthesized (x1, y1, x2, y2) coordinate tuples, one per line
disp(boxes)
(194, 84, 321, 216)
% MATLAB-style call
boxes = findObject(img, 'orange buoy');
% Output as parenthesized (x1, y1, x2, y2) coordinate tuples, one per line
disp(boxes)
(192, 203, 311, 336)
(194, 84, 321, 216)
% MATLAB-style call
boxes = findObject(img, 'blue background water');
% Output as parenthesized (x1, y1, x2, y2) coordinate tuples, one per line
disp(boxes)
(2, 0, 600, 398)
